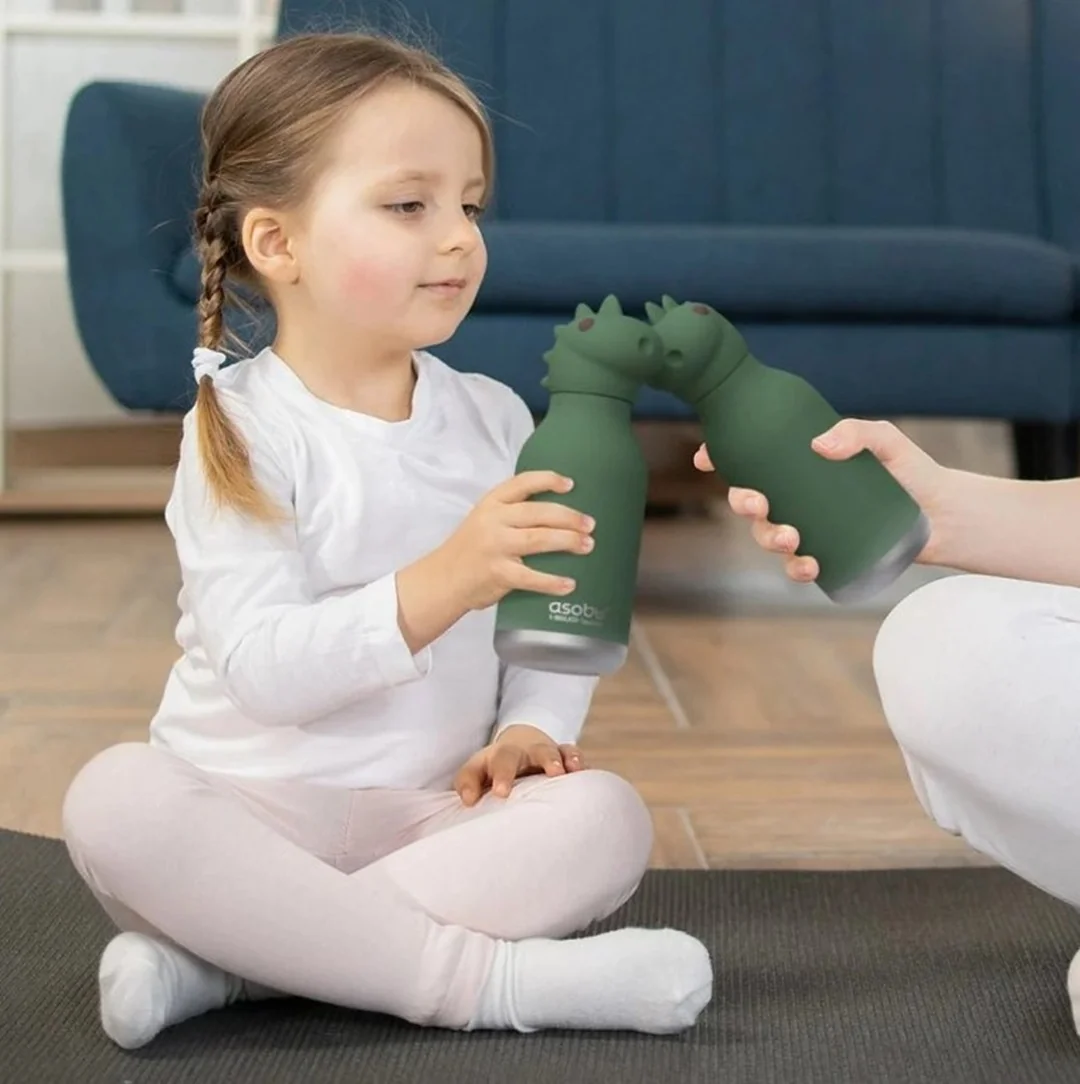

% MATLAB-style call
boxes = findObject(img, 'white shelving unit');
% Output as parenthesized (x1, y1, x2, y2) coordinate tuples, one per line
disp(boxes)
(0, 0, 277, 510)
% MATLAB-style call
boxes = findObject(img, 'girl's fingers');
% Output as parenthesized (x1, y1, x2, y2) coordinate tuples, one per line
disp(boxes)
(453, 755, 487, 807)
(536, 747, 567, 776)
(489, 746, 525, 798)
(559, 744, 585, 771)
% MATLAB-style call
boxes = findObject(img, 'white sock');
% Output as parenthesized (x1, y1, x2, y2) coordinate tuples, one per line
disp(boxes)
(98, 932, 278, 1049)
(466, 927, 712, 1034)
(1067, 947, 1080, 1035)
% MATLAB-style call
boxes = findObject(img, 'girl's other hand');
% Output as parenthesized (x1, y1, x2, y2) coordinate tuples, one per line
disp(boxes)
(453, 724, 585, 807)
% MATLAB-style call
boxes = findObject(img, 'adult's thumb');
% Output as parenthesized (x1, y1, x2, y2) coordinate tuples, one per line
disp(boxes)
(811, 418, 906, 464)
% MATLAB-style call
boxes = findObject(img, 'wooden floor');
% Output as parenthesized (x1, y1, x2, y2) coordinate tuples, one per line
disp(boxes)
(0, 502, 992, 872)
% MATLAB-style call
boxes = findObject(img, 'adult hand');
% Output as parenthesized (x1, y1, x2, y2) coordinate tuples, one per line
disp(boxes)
(694, 419, 951, 581)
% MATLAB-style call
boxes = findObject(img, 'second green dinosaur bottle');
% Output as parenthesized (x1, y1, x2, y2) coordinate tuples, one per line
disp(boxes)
(645, 296, 930, 602)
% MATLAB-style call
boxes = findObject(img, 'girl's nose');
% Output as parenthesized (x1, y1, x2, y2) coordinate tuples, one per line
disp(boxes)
(442, 210, 480, 253)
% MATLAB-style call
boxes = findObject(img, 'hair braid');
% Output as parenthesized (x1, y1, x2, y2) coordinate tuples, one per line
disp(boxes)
(192, 182, 284, 523)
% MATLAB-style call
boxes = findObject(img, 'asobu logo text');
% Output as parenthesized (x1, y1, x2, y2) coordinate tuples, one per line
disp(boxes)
(548, 600, 606, 626)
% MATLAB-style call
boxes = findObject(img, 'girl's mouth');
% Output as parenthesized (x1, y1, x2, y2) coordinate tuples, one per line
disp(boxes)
(421, 279, 467, 296)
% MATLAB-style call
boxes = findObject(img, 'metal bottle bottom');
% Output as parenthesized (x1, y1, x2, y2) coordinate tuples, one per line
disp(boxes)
(493, 629, 628, 676)
(823, 512, 932, 605)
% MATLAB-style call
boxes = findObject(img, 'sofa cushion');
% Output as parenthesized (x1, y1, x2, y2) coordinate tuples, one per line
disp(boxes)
(278, 0, 1080, 255)
(170, 223, 1076, 325)
(472, 223, 1076, 323)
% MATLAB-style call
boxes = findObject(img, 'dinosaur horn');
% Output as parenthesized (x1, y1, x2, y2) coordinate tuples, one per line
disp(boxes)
(661, 295, 679, 311)
(574, 303, 594, 320)
(540, 347, 555, 385)
(598, 294, 623, 316)
(644, 301, 666, 324)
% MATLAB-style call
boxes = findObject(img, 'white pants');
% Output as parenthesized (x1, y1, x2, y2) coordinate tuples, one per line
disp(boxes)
(874, 573, 1080, 908)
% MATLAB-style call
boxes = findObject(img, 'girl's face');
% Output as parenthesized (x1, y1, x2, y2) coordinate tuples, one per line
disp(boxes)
(289, 80, 489, 354)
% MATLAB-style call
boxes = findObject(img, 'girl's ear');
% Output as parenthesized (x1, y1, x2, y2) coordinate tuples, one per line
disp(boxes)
(241, 207, 300, 285)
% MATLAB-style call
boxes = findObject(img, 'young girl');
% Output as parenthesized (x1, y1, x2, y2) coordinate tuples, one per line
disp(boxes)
(700, 418, 1080, 1029)
(61, 32, 712, 1049)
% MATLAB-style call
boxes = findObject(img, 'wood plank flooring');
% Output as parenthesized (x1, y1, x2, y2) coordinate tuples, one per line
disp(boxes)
(0, 509, 990, 871)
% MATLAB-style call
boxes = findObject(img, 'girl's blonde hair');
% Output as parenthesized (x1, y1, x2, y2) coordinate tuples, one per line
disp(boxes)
(192, 32, 495, 520)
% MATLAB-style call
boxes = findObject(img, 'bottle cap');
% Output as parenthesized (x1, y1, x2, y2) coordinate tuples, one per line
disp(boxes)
(541, 295, 666, 402)
(645, 296, 752, 403)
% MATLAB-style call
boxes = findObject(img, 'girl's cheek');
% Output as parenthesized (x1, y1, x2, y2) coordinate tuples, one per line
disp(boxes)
(338, 258, 398, 305)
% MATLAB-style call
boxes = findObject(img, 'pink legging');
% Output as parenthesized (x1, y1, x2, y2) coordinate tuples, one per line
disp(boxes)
(61, 742, 654, 1028)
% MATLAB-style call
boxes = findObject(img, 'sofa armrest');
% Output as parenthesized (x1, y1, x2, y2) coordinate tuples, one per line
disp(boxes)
(61, 80, 205, 410)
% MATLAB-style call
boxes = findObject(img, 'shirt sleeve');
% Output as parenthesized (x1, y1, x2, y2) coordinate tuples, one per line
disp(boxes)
(491, 387, 599, 745)
(167, 392, 431, 729)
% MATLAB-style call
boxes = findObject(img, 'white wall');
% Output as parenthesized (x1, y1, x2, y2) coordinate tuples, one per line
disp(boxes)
(2, 0, 277, 427)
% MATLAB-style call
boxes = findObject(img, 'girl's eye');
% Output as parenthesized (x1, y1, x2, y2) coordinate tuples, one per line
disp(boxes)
(464, 203, 486, 221)
(388, 201, 424, 215)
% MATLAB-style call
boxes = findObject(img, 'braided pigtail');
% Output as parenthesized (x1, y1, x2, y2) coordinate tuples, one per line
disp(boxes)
(191, 187, 283, 523)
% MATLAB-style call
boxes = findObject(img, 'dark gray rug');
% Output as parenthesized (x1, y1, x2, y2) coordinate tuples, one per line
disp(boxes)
(5, 828, 1080, 1083)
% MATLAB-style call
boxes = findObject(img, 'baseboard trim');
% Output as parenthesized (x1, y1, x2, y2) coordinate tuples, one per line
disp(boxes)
(0, 467, 174, 514)
(5, 419, 723, 515)
(9, 420, 182, 470)
(3, 423, 180, 514)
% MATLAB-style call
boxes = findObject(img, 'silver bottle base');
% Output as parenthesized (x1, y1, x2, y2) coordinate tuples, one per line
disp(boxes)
(494, 629, 628, 676)
(823, 512, 932, 605)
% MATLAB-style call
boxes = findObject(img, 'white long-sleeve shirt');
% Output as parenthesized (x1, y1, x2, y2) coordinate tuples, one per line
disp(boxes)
(148, 347, 598, 789)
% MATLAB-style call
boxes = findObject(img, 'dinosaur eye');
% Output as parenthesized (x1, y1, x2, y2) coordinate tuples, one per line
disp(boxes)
(578, 318, 595, 331)
(692, 305, 709, 315)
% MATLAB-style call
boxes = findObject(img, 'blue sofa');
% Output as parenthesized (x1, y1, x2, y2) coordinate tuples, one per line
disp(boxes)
(61, 0, 1080, 478)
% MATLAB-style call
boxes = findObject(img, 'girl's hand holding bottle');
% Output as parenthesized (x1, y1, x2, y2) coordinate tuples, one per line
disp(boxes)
(442, 471, 595, 609)
(396, 471, 594, 652)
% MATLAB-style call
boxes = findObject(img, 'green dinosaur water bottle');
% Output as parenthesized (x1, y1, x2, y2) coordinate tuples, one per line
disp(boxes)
(645, 296, 930, 602)
(493, 295, 665, 675)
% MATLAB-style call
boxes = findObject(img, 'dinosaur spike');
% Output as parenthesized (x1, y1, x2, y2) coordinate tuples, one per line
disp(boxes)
(574, 303, 594, 321)
(598, 294, 623, 316)
(644, 301, 665, 325)
(661, 294, 679, 311)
